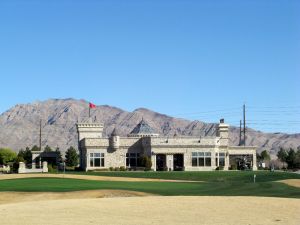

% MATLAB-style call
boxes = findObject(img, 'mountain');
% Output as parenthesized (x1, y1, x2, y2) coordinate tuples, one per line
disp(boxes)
(0, 98, 299, 156)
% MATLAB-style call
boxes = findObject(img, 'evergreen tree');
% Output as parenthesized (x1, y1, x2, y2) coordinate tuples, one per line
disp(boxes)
(18, 147, 32, 164)
(260, 150, 270, 161)
(65, 147, 78, 167)
(55, 147, 63, 163)
(286, 148, 296, 169)
(44, 145, 53, 152)
(277, 148, 288, 162)
(31, 145, 40, 152)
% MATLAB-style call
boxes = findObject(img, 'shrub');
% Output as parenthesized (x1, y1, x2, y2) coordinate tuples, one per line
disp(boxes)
(120, 166, 126, 171)
(109, 167, 114, 171)
(114, 167, 120, 171)
(215, 166, 224, 171)
(141, 156, 152, 170)
(0, 148, 17, 164)
(74, 167, 83, 171)
(93, 168, 109, 171)
(48, 164, 57, 173)
(230, 164, 237, 170)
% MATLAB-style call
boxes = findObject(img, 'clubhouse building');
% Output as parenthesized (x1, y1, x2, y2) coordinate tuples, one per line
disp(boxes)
(77, 119, 257, 171)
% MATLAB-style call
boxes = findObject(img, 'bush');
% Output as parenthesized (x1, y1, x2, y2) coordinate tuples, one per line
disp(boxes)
(141, 156, 152, 170)
(74, 167, 83, 171)
(114, 167, 120, 171)
(230, 164, 237, 170)
(120, 166, 126, 171)
(0, 148, 17, 164)
(48, 164, 57, 173)
(93, 168, 109, 171)
(109, 167, 114, 171)
(215, 166, 224, 171)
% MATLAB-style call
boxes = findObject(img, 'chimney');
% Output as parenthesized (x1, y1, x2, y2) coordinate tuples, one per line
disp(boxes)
(218, 119, 229, 147)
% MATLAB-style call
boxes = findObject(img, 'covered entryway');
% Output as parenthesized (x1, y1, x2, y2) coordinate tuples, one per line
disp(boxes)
(173, 154, 184, 171)
(156, 154, 166, 171)
(229, 154, 253, 170)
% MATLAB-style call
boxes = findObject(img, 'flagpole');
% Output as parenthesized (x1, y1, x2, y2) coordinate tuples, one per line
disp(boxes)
(89, 106, 91, 118)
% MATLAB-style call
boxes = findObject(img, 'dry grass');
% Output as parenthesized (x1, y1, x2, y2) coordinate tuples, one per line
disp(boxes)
(0, 196, 299, 225)
(0, 190, 152, 205)
(0, 173, 198, 182)
(276, 179, 300, 188)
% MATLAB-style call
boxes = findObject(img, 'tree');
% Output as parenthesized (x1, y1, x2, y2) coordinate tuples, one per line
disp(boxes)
(277, 148, 288, 162)
(295, 149, 300, 169)
(65, 147, 78, 167)
(31, 145, 40, 152)
(286, 148, 296, 169)
(18, 147, 32, 164)
(0, 148, 17, 164)
(260, 150, 271, 161)
(141, 156, 152, 171)
(55, 147, 63, 163)
(44, 145, 52, 152)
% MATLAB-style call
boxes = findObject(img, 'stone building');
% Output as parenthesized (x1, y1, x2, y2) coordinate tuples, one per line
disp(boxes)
(77, 119, 257, 171)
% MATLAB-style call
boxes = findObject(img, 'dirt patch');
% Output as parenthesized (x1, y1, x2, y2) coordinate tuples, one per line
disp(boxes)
(276, 179, 300, 188)
(0, 196, 299, 225)
(0, 173, 198, 182)
(0, 190, 152, 205)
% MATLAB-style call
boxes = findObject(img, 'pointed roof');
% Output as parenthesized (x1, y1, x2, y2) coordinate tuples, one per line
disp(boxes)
(128, 119, 159, 137)
(111, 128, 118, 136)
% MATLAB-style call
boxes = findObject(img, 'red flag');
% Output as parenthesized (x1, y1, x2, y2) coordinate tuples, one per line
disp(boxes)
(89, 102, 96, 108)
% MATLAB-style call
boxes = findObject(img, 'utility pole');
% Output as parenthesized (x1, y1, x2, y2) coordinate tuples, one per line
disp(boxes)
(239, 120, 242, 146)
(243, 104, 246, 146)
(39, 119, 42, 151)
(39, 119, 42, 169)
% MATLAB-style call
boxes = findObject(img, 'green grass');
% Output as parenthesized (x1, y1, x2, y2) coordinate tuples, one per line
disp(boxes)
(0, 171, 299, 198)
(67, 170, 300, 182)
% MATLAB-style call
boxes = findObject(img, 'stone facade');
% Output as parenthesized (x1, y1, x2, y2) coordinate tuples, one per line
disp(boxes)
(77, 119, 257, 171)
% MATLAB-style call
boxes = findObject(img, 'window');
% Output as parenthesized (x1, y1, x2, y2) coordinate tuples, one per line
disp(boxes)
(192, 152, 211, 167)
(90, 153, 105, 167)
(216, 152, 225, 167)
(126, 153, 141, 167)
(219, 153, 225, 167)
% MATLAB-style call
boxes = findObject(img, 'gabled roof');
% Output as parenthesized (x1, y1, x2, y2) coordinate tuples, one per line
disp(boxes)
(128, 119, 159, 137)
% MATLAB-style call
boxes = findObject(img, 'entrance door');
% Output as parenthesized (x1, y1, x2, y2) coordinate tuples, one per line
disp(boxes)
(173, 154, 184, 171)
(156, 154, 166, 171)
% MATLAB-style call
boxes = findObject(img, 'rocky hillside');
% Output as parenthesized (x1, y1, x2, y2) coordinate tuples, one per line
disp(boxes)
(0, 98, 299, 155)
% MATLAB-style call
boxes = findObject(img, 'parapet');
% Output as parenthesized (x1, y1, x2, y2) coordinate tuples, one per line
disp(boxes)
(76, 123, 104, 141)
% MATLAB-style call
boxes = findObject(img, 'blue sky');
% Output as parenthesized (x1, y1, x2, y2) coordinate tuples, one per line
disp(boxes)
(0, 0, 299, 133)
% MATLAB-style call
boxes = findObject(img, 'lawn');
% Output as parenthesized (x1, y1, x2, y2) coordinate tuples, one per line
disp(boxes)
(0, 171, 299, 198)
(68, 170, 300, 182)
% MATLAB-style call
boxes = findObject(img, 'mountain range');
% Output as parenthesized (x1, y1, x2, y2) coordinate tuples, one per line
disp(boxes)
(0, 98, 299, 156)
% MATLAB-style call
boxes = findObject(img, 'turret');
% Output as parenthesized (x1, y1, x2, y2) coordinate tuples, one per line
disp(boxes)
(76, 123, 104, 142)
(218, 118, 229, 147)
(109, 128, 120, 150)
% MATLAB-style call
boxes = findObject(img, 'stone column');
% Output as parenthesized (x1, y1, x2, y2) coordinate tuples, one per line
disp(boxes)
(151, 154, 156, 171)
(252, 152, 257, 171)
(211, 151, 216, 169)
(224, 153, 229, 171)
(18, 162, 26, 174)
(166, 155, 173, 171)
(42, 161, 48, 173)
(85, 153, 89, 172)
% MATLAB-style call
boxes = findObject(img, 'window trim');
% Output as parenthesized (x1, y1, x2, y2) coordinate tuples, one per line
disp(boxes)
(192, 151, 212, 167)
(89, 152, 105, 167)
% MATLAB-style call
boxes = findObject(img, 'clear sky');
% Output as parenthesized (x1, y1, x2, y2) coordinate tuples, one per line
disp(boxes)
(0, 0, 299, 133)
